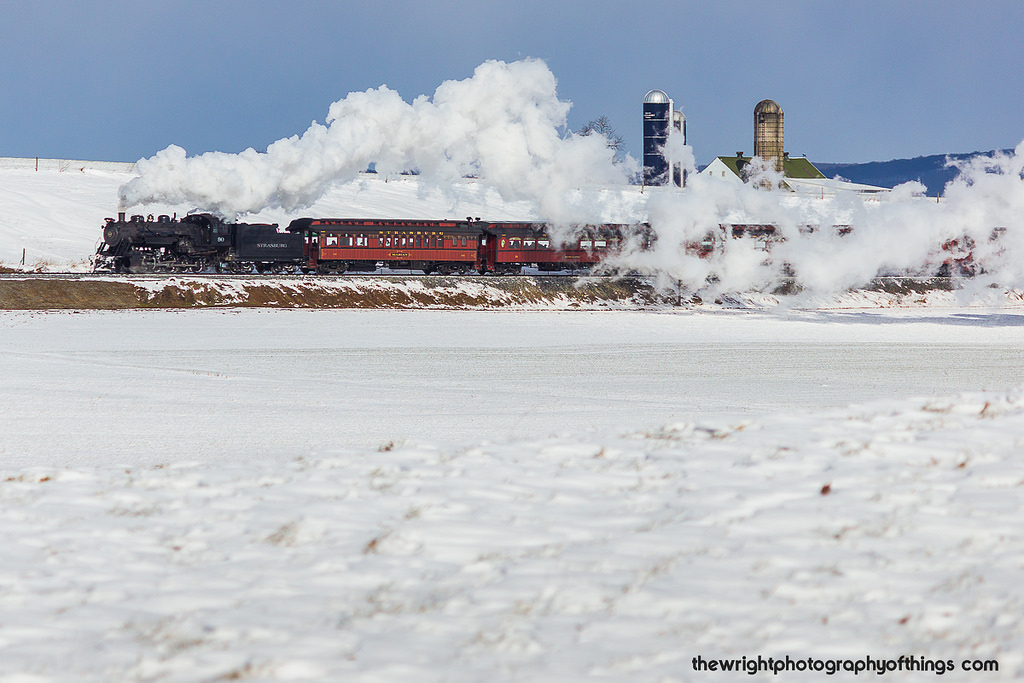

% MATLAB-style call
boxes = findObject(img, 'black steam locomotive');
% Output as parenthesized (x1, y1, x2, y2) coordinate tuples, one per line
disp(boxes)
(94, 212, 306, 273)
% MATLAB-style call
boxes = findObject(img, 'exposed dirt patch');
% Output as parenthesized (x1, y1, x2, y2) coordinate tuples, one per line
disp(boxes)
(0, 276, 664, 310)
(0, 279, 147, 309)
(866, 277, 955, 294)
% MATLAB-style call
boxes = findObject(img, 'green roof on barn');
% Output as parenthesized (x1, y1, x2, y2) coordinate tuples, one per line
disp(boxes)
(716, 155, 826, 180)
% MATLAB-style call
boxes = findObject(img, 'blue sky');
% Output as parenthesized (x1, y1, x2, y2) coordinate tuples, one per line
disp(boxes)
(2, 0, 1021, 165)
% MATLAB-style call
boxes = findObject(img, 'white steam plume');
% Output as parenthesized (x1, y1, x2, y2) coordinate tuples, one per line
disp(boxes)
(121, 55, 1024, 294)
(119, 59, 632, 222)
(614, 141, 1024, 294)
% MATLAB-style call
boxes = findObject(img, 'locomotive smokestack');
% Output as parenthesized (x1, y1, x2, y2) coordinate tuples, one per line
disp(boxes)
(118, 211, 125, 222)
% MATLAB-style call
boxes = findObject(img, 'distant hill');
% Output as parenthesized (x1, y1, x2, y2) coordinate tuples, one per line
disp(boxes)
(815, 150, 1013, 196)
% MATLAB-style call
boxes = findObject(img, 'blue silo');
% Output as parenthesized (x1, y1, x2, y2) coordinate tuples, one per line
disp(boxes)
(643, 89, 685, 187)
(643, 89, 671, 185)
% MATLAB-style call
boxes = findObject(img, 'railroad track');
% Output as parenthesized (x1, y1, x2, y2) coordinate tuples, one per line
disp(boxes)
(0, 271, 608, 281)
(0, 272, 967, 289)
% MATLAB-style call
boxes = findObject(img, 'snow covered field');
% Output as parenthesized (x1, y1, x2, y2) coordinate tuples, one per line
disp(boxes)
(3, 161, 1024, 680)
(3, 307, 1024, 681)
(5, 307, 1024, 467)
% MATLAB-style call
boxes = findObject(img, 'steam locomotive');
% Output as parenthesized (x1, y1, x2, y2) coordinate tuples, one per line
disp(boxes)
(92, 212, 636, 275)
(95, 212, 306, 274)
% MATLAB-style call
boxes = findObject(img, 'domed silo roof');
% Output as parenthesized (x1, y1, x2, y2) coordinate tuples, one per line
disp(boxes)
(644, 89, 671, 104)
(754, 99, 783, 115)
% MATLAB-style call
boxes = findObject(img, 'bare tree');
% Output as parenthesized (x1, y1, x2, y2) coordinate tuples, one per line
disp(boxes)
(578, 116, 625, 154)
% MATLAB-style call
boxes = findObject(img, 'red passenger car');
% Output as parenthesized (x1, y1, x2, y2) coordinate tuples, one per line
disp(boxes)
(480, 222, 626, 274)
(287, 218, 483, 274)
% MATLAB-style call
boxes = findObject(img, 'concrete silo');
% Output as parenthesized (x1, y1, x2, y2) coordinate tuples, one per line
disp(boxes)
(673, 109, 687, 187)
(753, 99, 784, 172)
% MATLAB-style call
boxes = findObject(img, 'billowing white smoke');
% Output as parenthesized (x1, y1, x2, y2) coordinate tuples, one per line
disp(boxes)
(119, 59, 632, 223)
(613, 140, 1024, 294)
(122, 56, 1024, 293)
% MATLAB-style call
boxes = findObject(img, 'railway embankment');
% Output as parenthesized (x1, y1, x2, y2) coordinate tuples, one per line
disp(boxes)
(0, 275, 664, 310)
(1, 274, 1010, 311)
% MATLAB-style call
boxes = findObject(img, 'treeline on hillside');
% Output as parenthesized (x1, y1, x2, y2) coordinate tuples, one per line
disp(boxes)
(816, 149, 1013, 196)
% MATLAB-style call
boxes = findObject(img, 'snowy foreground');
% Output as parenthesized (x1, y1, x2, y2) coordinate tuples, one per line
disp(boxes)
(3, 307, 1024, 681)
